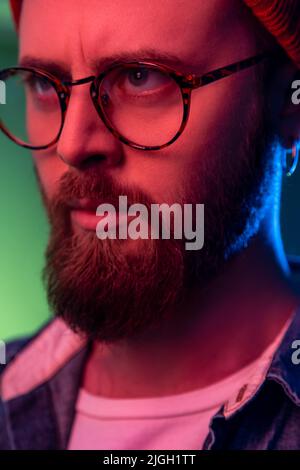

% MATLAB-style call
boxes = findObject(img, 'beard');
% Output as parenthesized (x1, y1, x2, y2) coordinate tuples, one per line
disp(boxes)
(41, 91, 279, 343)
(42, 171, 187, 343)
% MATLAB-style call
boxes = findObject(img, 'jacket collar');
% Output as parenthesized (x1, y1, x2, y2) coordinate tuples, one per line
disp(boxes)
(0, 318, 89, 449)
(223, 307, 300, 417)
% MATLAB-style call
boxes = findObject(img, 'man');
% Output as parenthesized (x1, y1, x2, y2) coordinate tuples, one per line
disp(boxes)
(0, 0, 300, 450)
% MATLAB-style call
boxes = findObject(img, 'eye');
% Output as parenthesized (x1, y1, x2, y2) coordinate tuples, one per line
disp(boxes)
(34, 78, 53, 95)
(116, 66, 172, 96)
(30, 77, 53, 95)
(127, 68, 151, 87)
(18, 73, 60, 113)
(22, 73, 56, 101)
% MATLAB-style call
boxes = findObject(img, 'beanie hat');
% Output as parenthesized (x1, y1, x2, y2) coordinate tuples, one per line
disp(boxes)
(9, 0, 300, 67)
(244, 0, 300, 67)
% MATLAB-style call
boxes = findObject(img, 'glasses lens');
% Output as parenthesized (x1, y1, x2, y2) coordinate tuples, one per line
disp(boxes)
(0, 69, 62, 148)
(98, 64, 184, 148)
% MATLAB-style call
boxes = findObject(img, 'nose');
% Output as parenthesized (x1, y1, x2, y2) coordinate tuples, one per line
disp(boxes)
(56, 82, 124, 169)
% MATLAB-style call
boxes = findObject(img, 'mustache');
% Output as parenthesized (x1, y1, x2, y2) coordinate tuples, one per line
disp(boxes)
(35, 167, 156, 222)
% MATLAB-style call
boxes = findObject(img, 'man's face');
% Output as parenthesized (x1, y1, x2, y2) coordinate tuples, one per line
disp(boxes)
(18, 0, 277, 342)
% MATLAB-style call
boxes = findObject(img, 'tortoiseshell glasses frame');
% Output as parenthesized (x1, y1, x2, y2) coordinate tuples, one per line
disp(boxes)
(0, 51, 271, 151)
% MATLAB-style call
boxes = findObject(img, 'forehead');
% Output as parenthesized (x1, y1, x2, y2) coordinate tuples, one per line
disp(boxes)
(19, 0, 256, 76)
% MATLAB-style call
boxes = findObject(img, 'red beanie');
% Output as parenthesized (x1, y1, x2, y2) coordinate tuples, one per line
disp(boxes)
(9, 0, 300, 68)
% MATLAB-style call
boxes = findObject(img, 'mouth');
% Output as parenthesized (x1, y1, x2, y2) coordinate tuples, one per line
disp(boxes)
(70, 208, 107, 231)
(68, 198, 131, 232)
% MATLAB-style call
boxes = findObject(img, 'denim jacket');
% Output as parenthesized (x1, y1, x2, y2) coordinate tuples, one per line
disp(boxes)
(1, 309, 300, 450)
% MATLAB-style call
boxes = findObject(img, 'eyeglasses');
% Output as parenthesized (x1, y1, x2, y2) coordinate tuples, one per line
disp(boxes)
(0, 52, 271, 151)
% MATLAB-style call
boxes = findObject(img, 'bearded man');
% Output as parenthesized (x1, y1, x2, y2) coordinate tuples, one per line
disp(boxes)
(1, 0, 300, 450)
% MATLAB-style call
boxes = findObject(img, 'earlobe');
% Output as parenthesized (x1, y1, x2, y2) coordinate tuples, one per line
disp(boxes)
(281, 141, 300, 177)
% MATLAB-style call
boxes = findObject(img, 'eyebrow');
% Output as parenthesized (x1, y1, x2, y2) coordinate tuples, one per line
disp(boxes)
(18, 48, 196, 81)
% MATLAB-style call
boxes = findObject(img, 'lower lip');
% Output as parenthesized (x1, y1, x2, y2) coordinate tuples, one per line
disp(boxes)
(70, 209, 129, 232)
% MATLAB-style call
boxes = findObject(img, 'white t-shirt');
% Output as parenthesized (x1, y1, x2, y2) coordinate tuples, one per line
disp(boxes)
(67, 326, 288, 450)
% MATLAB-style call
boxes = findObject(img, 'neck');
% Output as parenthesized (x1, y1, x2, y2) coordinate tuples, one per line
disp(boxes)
(82, 225, 299, 399)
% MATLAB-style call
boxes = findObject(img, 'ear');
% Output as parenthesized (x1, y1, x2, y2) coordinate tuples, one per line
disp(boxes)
(273, 62, 300, 150)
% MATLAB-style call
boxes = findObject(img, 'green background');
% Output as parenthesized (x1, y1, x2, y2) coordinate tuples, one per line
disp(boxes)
(0, 1, 299, 341)
(1, 2, 50, 341)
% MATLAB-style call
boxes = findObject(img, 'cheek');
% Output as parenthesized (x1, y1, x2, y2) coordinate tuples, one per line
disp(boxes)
(132, 79, 258, 204)
(116, 149, 196, 204)
(32, 151, 68, 200)
(174, 76, 258, 175)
